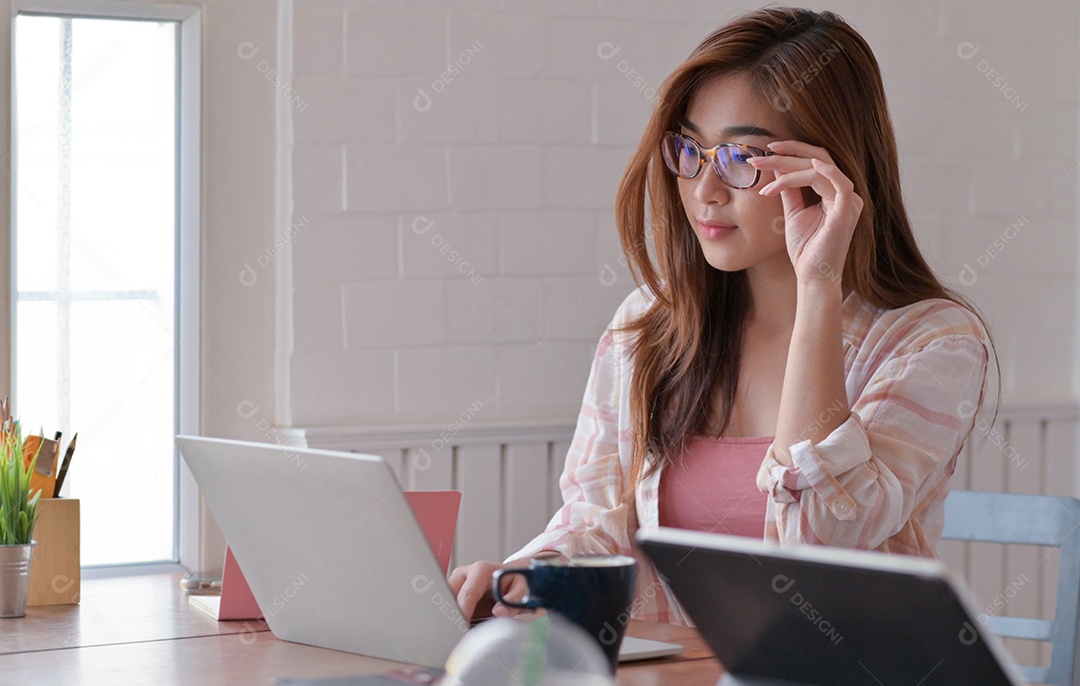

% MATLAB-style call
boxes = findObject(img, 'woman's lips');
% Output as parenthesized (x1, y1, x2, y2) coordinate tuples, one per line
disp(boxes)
(698, 221, 737, 240)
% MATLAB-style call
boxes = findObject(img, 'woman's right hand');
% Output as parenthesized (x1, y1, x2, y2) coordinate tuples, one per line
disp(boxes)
(449, 558, 532, 622)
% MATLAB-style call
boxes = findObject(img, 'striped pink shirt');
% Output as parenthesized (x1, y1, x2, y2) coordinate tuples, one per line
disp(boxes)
(508, 287, 990, 625)
(659, 436, 772, 538)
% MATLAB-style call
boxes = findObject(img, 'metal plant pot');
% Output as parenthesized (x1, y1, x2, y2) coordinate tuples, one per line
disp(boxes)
(0, 542, 36, 618)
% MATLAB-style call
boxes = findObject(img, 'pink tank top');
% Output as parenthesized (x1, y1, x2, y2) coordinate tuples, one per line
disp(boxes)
(658, 435, 773, 538)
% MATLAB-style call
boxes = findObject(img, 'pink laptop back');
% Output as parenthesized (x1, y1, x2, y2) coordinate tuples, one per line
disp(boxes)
(404, 491, 461, 575)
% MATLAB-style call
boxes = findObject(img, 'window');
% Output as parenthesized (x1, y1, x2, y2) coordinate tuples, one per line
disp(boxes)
(12, 3, 199, 567)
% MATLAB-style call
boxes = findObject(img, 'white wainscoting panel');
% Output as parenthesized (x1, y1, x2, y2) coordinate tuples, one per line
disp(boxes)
(277, 421, 576, 569)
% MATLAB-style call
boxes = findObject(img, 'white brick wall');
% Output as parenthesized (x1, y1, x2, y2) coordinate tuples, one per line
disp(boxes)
(445, 277, 543, 344)
(283, 0, 1080, 426)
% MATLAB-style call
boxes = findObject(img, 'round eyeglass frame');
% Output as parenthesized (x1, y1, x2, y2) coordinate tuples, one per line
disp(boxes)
(661, 131, 775, 190)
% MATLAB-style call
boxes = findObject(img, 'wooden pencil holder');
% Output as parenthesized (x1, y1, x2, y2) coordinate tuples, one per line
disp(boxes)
(27, 498, 80, 606)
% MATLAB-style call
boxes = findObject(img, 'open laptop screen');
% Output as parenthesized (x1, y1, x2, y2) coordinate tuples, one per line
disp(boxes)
(638, 528, 1024, 686)
(176, 435, 467, 668)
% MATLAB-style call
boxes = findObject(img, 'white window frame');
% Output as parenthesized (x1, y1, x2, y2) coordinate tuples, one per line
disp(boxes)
(7, 0, 201, 571)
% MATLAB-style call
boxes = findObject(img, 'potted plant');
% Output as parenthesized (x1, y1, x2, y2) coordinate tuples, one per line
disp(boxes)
(0, 422, 42, 617)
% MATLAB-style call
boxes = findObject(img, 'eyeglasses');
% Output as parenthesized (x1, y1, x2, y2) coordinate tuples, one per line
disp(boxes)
(660, 131, 775, 189)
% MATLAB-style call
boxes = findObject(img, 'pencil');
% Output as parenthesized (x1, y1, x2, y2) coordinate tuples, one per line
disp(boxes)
(53, 433, 78, 498)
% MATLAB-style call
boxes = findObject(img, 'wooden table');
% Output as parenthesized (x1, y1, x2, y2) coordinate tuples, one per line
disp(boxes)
(0, 574, 723, 685)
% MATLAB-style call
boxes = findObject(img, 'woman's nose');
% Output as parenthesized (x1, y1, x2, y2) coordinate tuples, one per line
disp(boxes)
(691, 166, 732, 206)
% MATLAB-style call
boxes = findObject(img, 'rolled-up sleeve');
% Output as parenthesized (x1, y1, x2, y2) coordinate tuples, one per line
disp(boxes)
(758, 332, 989, 551)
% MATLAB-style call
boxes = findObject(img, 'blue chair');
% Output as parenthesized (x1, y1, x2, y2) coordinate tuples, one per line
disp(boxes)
(941, 490, 1080, 685)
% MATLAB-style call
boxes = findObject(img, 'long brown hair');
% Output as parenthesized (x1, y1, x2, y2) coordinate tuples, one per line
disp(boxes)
(615, 7, 989, 483)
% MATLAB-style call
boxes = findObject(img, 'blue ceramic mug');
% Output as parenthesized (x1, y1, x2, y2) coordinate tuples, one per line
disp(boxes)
(492, 554, 638, 672)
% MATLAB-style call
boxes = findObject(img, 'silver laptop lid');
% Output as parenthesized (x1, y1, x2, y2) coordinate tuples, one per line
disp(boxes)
(176, 436, 466, 668)
(637, 527, 1026, 686)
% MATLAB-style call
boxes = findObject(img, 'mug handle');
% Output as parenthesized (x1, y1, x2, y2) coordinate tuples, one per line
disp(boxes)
(491, 568, 533, 609)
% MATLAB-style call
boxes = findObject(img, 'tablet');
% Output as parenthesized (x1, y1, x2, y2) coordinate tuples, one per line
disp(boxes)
(637, 527, 1026, 686)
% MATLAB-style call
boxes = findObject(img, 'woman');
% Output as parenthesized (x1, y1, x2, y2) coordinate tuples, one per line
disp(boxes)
(451, 7, 991, 625)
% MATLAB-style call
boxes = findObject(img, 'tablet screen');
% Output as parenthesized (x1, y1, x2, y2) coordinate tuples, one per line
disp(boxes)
(639, 531, 1021, 686)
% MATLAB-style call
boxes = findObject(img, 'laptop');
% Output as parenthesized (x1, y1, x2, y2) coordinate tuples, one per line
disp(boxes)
(637, 527, 1026, 686)
(176, 436, 468, 668)
(177, 436, 682, 670)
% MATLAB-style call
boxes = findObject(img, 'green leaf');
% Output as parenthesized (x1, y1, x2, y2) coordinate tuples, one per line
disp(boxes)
(0, 422, 40, 545)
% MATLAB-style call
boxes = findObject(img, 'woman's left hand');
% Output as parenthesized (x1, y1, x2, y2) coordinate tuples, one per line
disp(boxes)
(749, 140, 864, 288)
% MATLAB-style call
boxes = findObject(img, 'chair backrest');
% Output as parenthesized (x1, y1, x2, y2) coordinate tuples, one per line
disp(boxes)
(941, 490, 1080, 686)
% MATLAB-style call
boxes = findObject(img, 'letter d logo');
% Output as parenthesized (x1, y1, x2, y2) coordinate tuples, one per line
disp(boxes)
(598, 621, 619, 645)
(958, 621, 978, 646)
(957, 263, 978, 287)
(599, 263, 618, 287)
(51, 574, 76, 594)
(412, 215, 435, 235)
(237, 400, 261, 419)
(772, 90, 793, 113)
(414, 88, 432, 113)
(956, 42, 980, 61)
(236, 42, 260, 61)
(596, 42, 620, 61)
(412, 447, 432, 472)
(239, 263, 258, 286)
(957, 400, 976, 419)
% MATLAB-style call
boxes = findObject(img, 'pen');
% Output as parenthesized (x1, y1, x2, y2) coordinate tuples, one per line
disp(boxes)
(53, 433, 77, 498)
